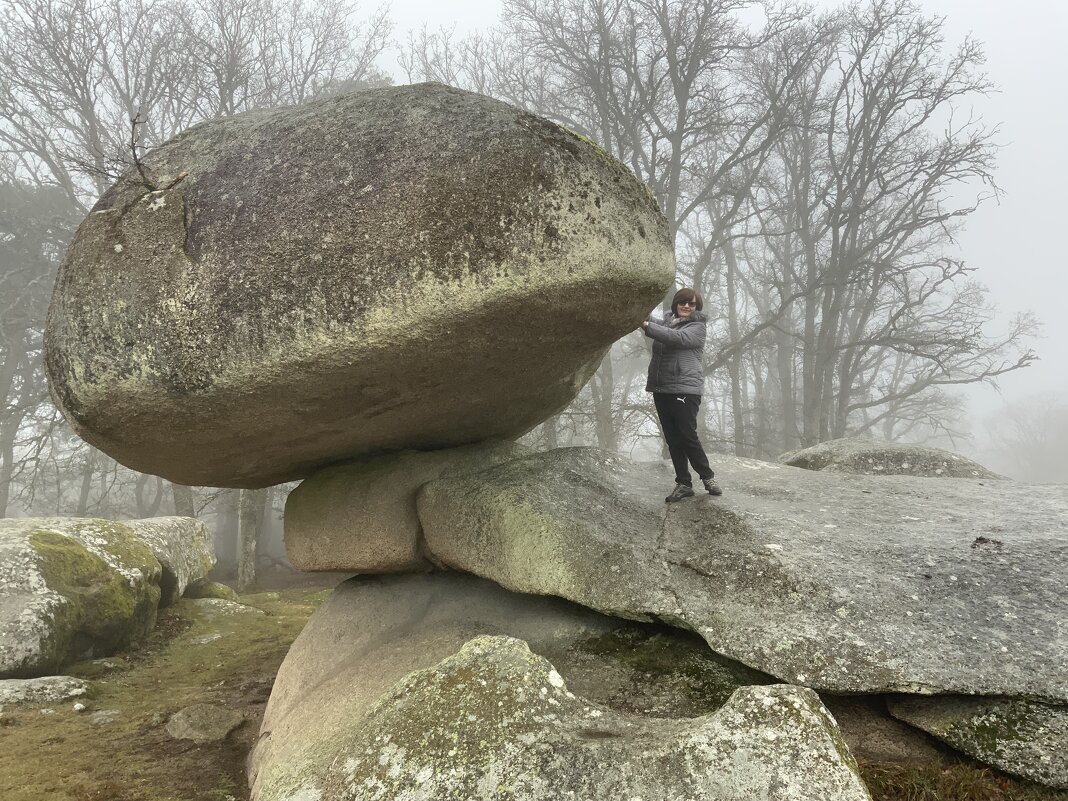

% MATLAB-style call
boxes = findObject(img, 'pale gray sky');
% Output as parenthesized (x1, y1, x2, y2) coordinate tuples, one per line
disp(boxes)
(384, 0, 1068, 427)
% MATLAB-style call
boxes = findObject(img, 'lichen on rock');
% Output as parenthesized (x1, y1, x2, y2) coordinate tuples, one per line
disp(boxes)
(255, 633, 870, 801)
(0, 518, 162, 678)
(45, 83, 674, 489)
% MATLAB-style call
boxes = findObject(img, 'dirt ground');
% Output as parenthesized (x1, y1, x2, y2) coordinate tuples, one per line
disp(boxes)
(0, 570, 349, 801)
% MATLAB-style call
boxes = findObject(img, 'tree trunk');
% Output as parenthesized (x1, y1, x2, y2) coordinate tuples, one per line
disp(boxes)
(76, 450, 95, 516)
(237, 488, 266, 592)
(171, 483, 196, 517)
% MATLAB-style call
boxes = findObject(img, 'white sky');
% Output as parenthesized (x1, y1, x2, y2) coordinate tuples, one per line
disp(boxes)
(382, 0, 1068, 425)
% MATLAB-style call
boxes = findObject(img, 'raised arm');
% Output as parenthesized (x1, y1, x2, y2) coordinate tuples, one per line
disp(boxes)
(643, 320, 706, 349)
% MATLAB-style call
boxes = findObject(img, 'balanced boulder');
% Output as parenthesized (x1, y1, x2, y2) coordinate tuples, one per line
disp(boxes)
(45, 83, 673, 488)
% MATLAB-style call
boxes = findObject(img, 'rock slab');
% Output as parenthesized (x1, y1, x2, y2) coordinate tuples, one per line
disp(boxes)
(889, 695, 1068, 789)
(778, 438, 1002, 478)
(0, 675, 89, 705)
(250, 574, 868, 801)
(45, 83, 674, 488)
(418, 447, 1068, 700)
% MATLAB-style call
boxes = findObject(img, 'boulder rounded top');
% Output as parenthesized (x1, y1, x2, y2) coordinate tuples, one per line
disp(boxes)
(778, 437, 1003, 478)
(45, 83, 674, 487)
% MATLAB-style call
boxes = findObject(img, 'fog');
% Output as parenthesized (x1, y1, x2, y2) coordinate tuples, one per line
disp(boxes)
(385, 0, 1068, 481)
(2, 0, 1065, 558)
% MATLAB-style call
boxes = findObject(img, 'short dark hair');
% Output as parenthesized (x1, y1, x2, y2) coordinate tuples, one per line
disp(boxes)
(671, 287, 703, 315)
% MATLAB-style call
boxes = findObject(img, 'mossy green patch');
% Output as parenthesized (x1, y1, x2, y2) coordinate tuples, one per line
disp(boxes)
(28, 529, 159, 672)
(0, 579, 336, 801)
(568, 624, 773, 716)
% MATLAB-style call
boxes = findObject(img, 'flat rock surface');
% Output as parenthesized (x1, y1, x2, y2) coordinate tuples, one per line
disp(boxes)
(418, 448, 1068, 699)
(889, 695, 1068, 789)
(0, 675, 88, 705)
(778, 438, 1002, 478)
(250, 573, 780, 799)
(45, 83, 673, 488)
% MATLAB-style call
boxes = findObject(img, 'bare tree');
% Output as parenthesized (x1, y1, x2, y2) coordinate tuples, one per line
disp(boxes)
(0, 0, 393, 524)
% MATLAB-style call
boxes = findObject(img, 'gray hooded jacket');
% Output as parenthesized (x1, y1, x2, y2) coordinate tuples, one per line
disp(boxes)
(644, 310, 707, 395)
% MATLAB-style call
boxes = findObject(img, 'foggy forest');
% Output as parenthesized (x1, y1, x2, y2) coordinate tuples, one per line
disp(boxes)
(1, 0, 1065, 574)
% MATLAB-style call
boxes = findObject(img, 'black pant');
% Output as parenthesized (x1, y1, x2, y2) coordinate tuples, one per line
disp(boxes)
(653, 393, 713, 487)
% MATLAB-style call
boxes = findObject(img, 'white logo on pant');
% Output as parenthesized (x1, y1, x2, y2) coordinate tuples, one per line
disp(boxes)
(676, 397, 686, 403)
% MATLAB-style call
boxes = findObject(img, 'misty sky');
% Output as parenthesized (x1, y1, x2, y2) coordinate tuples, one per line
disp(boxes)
(384, 0, 1067, 429)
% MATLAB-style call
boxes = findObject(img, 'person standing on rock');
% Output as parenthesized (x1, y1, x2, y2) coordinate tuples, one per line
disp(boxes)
(641, 287, 722, 502)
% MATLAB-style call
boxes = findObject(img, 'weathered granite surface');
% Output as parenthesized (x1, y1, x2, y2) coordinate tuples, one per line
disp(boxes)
(418, 448, 1068, 700)
(0, 675, 89, 705)
(284, 441, 528, 572)
(0, 518, 162, 678)
(126, 517, 214, 605)
(889, 695, 1068, 789)
(250, 574, 867, 801)
(779, 438, 1003, 478)
(45, 83, 673, 488)
(166, 702, 245, 744)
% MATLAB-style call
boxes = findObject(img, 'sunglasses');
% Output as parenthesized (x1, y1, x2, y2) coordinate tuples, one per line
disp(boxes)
(678, 300, 698, 308)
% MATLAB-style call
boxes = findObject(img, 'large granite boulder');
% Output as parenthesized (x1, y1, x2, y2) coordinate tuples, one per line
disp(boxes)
(45, 83, 673, 488)
(284, 441, 529, 572)
(251, 574, 867, 801)
(0, 518, 162, 678)
(778, 438, 1002, 478)
(888, 696, 1068, 789)
(417, 448, 1068, 700)
(126, 517, 214, 605)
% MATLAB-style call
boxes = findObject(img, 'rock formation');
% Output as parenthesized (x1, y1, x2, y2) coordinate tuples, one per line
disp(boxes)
(45, 83, 674, 488)
(778, 437, 1003, 478)
(418, 447, 1068, 699)
(889, 695, 1068, 788)
(0, 517, 213, 678)
(283, 441, 528, 572)
(250, 574, 867, 801)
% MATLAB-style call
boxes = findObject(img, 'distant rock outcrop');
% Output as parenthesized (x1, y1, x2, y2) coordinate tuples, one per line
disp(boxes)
(778, 437, 1002, 478)
(417, 447, 1068, 700)
(126, 517, 214, 605)
(250, 573, 867, 801)
(45, 83, 674, 488)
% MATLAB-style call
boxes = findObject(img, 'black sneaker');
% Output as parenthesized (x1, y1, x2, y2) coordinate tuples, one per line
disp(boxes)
(665, 484, 695, 503)
(703, 477, 723, 496)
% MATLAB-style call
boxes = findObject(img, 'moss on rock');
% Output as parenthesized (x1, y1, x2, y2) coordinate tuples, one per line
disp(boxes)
(1, 518, 162, 677)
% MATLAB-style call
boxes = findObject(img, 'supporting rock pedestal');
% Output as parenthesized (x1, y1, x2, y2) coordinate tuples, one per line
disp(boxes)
(250, 574, 869, 801)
